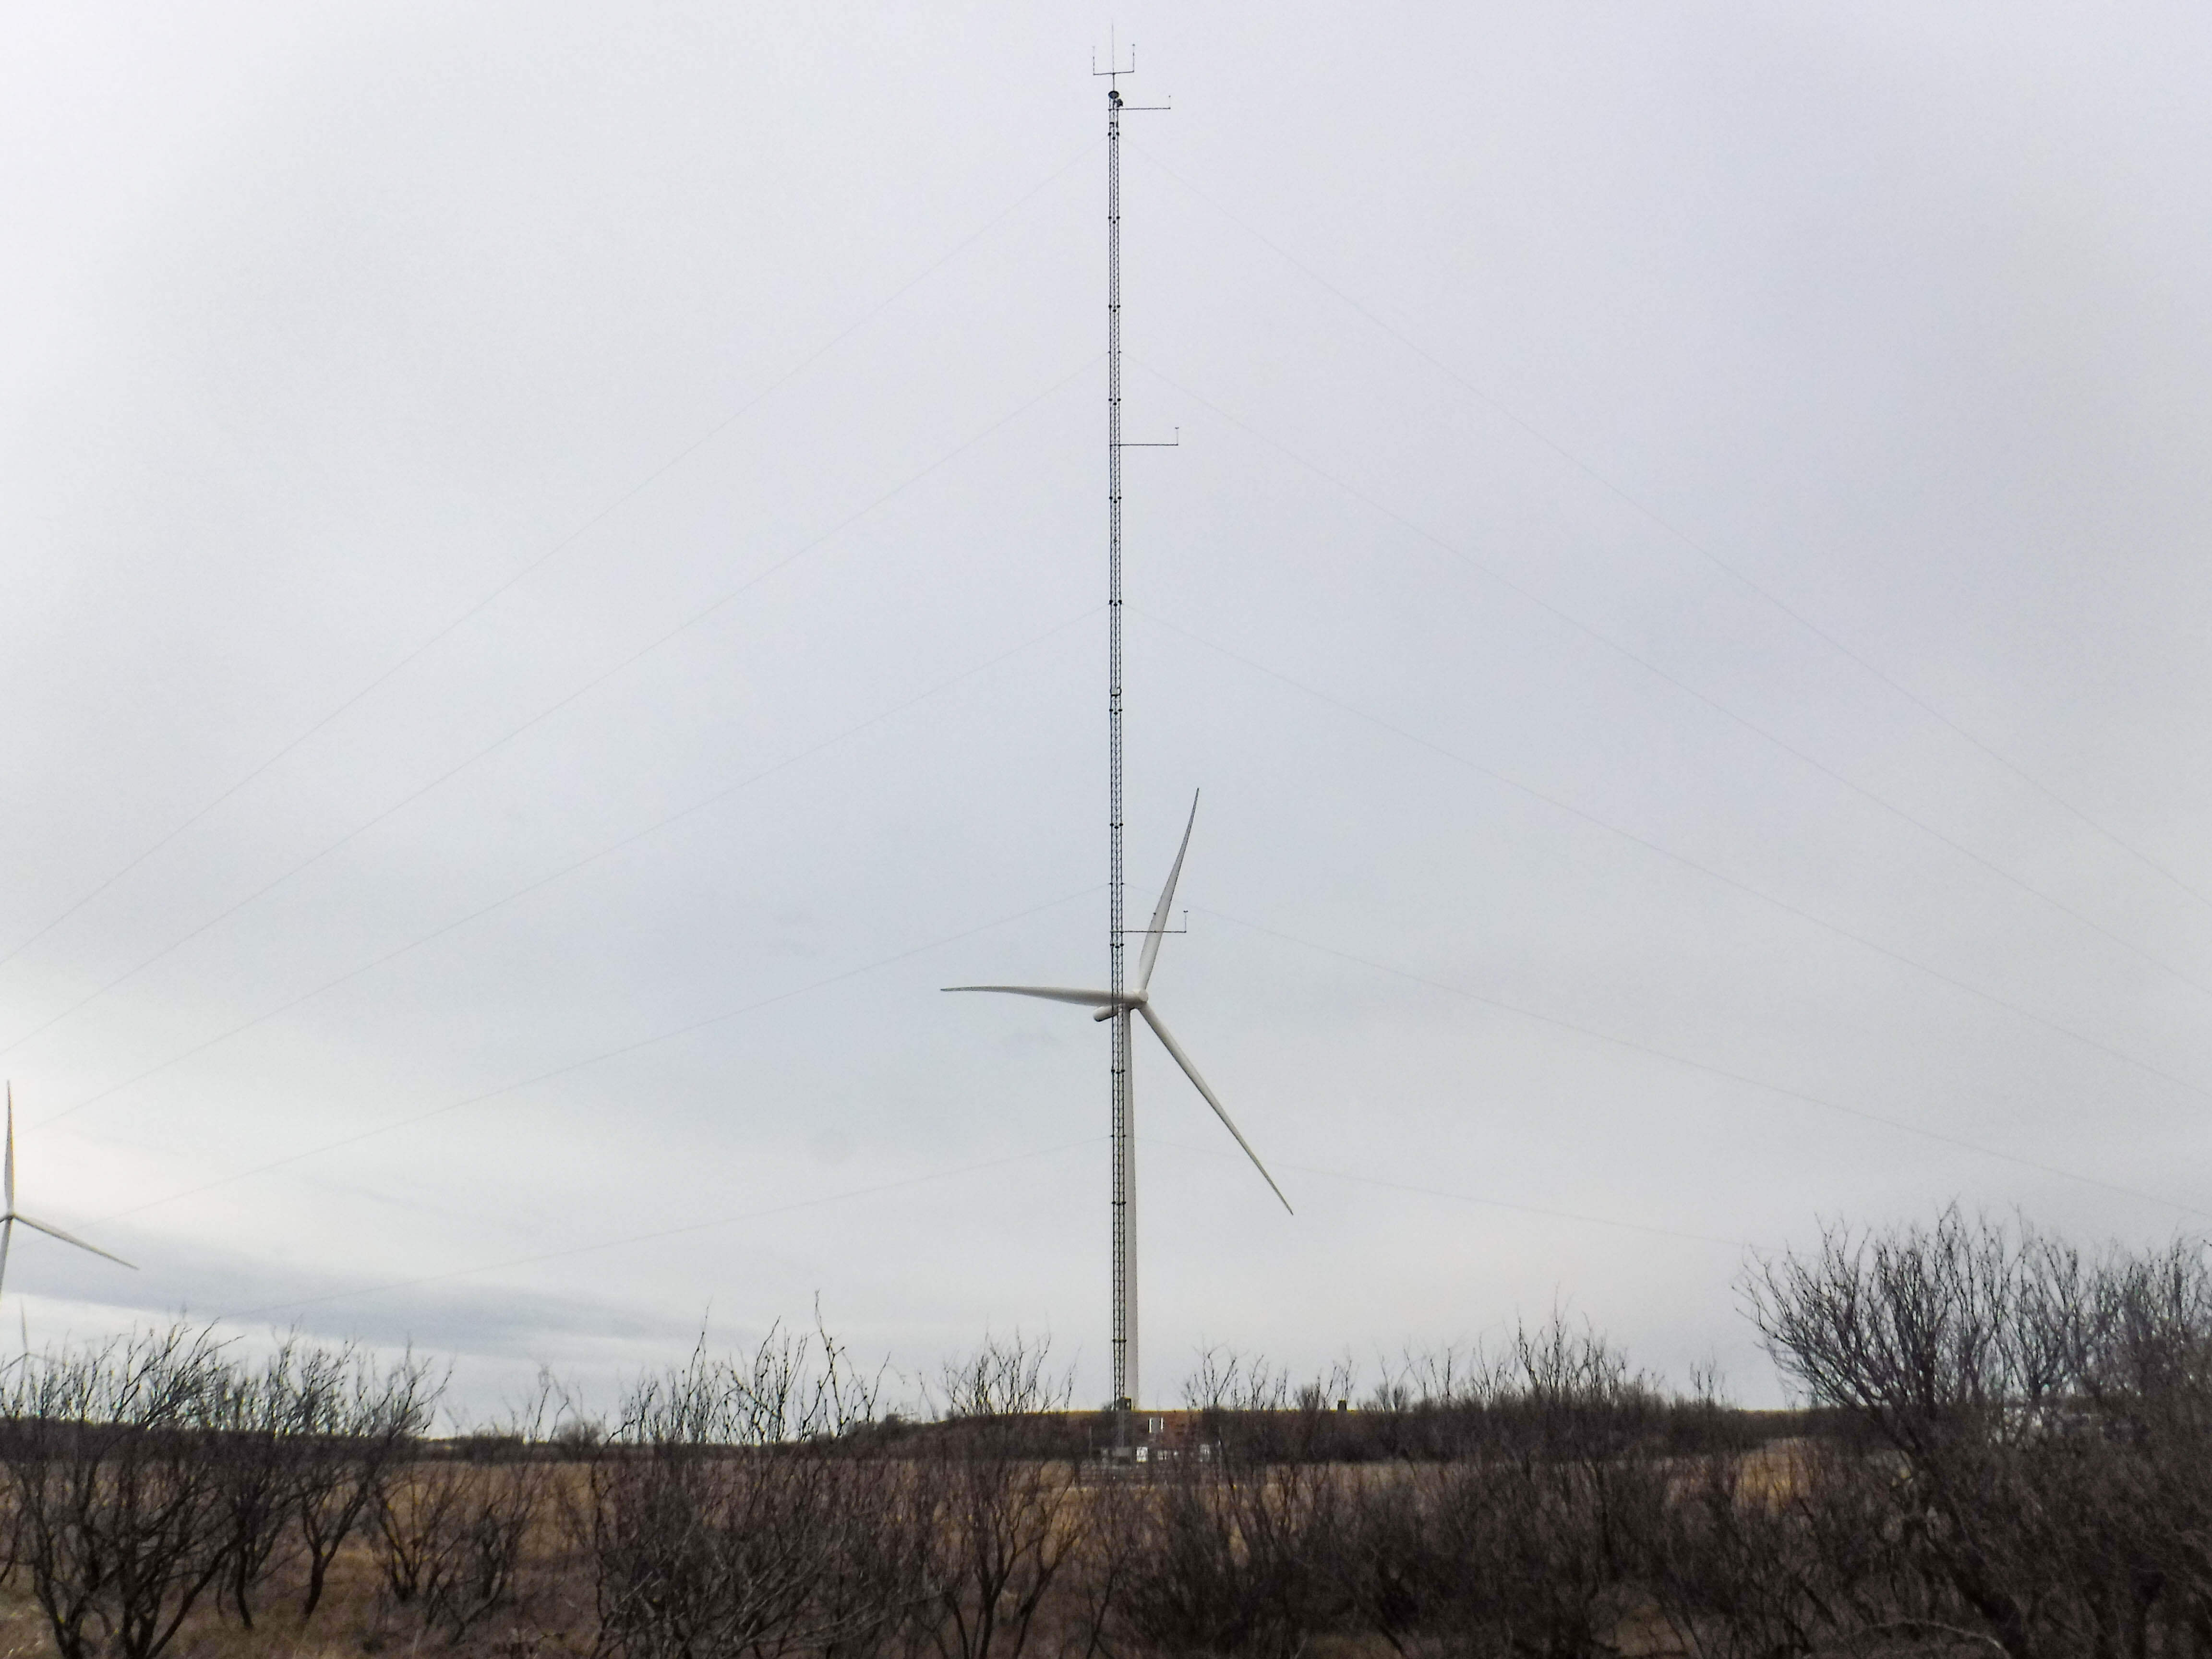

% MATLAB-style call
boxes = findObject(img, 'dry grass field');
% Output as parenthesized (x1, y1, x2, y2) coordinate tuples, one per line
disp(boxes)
(0, 1211, 2199, 1658)
(0, 1450, 1768, 1659)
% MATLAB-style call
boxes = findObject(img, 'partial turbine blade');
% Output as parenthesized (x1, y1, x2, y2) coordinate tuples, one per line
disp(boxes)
(5, 1083, 14, 1215)
(0, 1217, 12, 1306)
(12, 1215, 135, 1271)
(1137, 1005, 1293, 1214)
(943, 985, 1129, 1010)
(1137, 792, 1199, 996)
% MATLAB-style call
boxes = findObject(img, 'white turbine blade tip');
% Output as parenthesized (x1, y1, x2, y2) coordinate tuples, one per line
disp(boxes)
(13, 1215, 135, 1271)
(1137, 792, 1201, 996)
(1138, 1006, 1293, 1215)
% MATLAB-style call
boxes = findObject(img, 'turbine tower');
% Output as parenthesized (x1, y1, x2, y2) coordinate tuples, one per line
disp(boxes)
(946, 53, 1291, 1418)
(0, 1083, 135, 1305)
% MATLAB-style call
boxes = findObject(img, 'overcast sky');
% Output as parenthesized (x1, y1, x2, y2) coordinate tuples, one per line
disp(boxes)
(4, 0, 2210, 1419)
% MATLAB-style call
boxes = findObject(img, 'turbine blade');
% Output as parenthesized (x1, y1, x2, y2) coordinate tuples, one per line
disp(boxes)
(12, 1215, 135, 1271)
(1137, 792, 1199, 996)
(5, 1084, 14, 1214)
(1137, 1005, 1293, 1214)
(0, 1218, 12, 1306)
(942, 985, 1128, 1009)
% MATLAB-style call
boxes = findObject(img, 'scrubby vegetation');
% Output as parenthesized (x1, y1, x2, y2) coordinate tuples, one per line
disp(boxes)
(0, 1207, 2197, 1657)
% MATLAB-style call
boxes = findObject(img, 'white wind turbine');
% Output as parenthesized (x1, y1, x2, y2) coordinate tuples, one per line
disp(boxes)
(947, 65, 1288, 1417)
(946, 793, 1291, 1409)
(0, 1083, 135, 1308)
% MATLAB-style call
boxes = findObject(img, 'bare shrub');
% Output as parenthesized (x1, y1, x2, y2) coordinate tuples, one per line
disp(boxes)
(206, 1342, 303, 1631)
(292, 1340, 442, 1619)
(0, 1326, 236, 1659)
(1180, 1346, 1359, 1465)
(1745, 1206, 2212, 1657)
(1649, 1436, 1943, 1659)
(1104, 1447, 1350, 1657)
(375, 1453, 546, 1642)
(1328, 1318, 1673, 1657)
(373, 1371, 566, 1644)
(586, 1323, 928, 1659)
(1145, 1317, 1684, 1657)
(1054, 1475, 1139, 1659)
(909, 1334, 1081, 1659)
